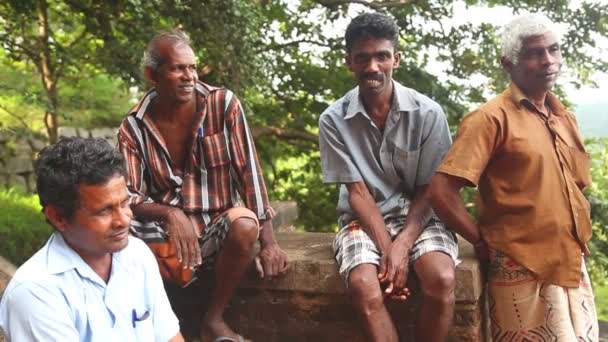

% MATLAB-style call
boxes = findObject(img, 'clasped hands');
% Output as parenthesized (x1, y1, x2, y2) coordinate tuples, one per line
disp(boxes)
(378, 237, 412, 302)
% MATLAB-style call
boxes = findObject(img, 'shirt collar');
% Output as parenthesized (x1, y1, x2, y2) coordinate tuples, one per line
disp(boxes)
(45, 232, 108, 287)
(344, 81, 419, 120)
(507, 82, 568, 117)
(127, 81, 216, 120)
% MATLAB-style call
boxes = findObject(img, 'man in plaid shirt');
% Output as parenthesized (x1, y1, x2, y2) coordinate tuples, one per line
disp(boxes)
(118, 29, 288, 342)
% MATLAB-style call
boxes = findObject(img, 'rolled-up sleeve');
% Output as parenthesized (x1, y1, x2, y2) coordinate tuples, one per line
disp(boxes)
(318, 113, 362, 184)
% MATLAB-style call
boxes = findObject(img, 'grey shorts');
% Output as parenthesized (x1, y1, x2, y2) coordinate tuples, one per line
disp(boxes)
(333, 215, 458, 286)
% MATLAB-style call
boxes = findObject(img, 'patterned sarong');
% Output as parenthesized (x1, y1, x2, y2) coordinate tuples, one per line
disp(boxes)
(488, 250, 598, 341)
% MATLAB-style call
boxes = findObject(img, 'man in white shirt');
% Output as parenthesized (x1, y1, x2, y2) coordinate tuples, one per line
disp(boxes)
(0, 137, 183, 342)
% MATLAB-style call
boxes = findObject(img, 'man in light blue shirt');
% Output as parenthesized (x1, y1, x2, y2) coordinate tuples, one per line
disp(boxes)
(0, 137, 183, 342)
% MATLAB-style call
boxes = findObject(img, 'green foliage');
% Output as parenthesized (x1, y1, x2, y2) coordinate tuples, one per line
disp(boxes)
(584, 138, 608, 286)
(595, 283, 608, 321)
(0, 188, 51, 265)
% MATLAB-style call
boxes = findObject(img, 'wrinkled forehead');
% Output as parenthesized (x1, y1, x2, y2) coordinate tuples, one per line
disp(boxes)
(520, 32, 560, 51)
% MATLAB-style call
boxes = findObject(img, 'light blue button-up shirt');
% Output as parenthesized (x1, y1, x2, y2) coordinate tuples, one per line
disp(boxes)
(0, 233, 180, 341)
(319, 81, 452, 225)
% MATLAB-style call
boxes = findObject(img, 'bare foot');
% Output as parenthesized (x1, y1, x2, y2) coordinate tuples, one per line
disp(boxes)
(200, 317, 251, 342)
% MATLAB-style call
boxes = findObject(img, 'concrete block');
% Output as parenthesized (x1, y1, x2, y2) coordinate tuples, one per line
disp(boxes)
(90, 127, 117, 139)
(270, 201, 299, 230)
(58, 126, 78, 138)
(6, 156, 33, 174)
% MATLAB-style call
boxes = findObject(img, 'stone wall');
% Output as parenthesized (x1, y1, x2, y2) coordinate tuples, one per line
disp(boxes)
(169, 233, 491, 342)
(0, 127, 117, 192)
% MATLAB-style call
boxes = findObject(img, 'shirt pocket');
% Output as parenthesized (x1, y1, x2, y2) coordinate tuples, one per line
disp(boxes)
(133, 314, 154, 342)
(201, 132, 231, 168)
(560, 145, 591, 189)
(392, 145, 419, 183)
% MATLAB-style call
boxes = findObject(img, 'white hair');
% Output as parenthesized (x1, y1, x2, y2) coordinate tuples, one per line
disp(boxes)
(500, 14, 561, 64)
(142, 29, 191, 71)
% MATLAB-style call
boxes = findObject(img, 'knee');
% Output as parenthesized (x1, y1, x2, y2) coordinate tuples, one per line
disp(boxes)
(227, 218, 259, 251)
(421, 268, 455, 306)
(348, 269, 384, 316)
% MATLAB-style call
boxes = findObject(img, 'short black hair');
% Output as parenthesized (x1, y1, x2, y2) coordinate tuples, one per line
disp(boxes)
(35, 137, 126, 220)
(345, 12, 399, 53)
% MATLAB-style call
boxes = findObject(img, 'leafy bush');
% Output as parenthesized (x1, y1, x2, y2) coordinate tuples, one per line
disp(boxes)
(0, 188, 51, 265)
(585, 138, 608, 287)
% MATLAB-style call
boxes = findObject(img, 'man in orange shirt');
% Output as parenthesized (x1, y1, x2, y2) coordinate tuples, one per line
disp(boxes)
(429, 14, 599, 340)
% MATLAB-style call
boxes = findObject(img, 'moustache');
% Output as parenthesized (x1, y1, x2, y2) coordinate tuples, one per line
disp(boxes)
(361, 73, 383, 81)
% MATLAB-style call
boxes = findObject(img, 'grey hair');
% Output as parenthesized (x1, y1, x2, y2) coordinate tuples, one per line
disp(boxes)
(500, 14, 561, 64)
(142, 29, 191, 71)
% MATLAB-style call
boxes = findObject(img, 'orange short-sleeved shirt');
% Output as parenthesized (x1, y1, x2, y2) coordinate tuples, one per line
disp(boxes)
(438, 83, 591, 287)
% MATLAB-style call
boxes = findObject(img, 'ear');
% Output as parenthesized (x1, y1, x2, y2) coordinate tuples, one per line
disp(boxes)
(393, 51, 401, 69)
(144, 67, 157, 85)
(345, 54, 354, 72)
(500, 56, 513, 73)
(44, 205, 69, 233)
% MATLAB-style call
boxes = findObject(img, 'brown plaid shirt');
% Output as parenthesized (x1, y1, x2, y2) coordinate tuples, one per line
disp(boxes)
(118, 81, 272, 241)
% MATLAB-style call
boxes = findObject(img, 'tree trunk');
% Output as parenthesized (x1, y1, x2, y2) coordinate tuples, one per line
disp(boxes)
(37, 0, 58, 143)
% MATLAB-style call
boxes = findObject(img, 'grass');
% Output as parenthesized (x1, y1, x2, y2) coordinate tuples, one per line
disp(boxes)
(0, 187, 51, 265)
(596, 282, 608, 321)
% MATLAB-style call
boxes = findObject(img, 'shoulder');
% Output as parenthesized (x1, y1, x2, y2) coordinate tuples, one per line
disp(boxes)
(319, 88, 357, 125)
(120, 236, 155, 261)
(394, 82, 444, 119)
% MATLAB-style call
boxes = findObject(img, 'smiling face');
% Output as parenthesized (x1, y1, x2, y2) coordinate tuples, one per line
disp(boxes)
(346, 37, 400, 98)
(503, 32, 562, 97)
(148, 42, 198, 105)
(47, 176, 133, 264)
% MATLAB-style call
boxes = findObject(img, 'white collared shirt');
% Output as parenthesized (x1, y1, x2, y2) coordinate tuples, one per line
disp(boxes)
(0, 233, 179, 341)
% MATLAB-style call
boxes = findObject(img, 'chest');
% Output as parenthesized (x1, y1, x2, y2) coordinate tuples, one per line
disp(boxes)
(155, 120, 194, 171)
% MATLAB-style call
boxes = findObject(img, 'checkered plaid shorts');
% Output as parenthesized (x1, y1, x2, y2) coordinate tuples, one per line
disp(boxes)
(333, 215, 458, 285)
(131, 207, 259, 272)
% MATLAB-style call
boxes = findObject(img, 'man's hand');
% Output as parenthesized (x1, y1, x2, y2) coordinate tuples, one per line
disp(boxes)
(255, 242, 289, 279)
(164, 209, 201, 269)
(378, 240, 411, 301)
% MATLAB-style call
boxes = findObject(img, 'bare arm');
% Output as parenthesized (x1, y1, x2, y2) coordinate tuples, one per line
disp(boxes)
(428, 173, 481, 244)
(346, 181, 392, 253)
(378, 185, 433, 299)
(254, 218, 289, 279)
(168, 332, 185, 342)
(395, 185, 433, 249)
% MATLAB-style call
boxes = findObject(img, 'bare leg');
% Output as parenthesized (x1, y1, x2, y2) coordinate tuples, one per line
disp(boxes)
(349, 264, 399, 342)
(413, 252, 455, 342)
(200, 218, 258, 342)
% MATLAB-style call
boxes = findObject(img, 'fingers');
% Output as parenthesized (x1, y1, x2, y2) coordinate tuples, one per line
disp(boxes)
(254, 256, 264, 278)
(280, 255, 290, 273)
(190, 223, 202, 266)
(393, 266, 408, 291)
(378, 255, 388, 281)
(258, 247, 289, 279)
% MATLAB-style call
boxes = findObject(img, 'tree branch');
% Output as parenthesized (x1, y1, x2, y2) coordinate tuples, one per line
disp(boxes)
(315, 0, 415, 10)
(0, 104, 31, 129)
(252, 126, 319, 146)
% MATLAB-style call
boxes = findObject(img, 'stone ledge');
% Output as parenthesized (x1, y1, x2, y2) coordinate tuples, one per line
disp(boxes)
(239, 232, 483, 303)
(170, 232, 489, 341)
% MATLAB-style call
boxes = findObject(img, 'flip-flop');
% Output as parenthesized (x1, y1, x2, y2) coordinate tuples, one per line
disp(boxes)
(213, 335, 247, 342)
